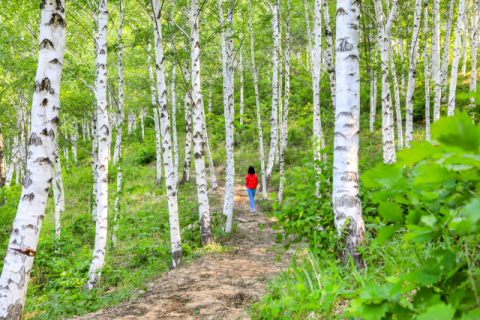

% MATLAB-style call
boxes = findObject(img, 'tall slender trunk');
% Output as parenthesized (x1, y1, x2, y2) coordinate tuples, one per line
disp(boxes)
(265, 0, 280, 185)
(218, 0, 235, 233)
(447, 0, 467, 116)
(72, 123, 78, 164)
(333, 0, 366, 269)
(202, 104, 217, 190)
(91, 113, 98, 221)
(86, 0, 110, 290)
(424, 4, 431, 142)
(461, 11, 469, 76)
(191, 0, 214, 246)
(389, 47, 403, 150)
(113, 0, 124, 249)
(440, 0, 457, 102)
(181, 61, 192, 184)
(152, 0, 183, 267)
(171, 63, 179, 186)
(82, 122, 86, 141)
(240, 52, 244, 125)
(140, 109, 145, 140)
(375, 0, 397, 164)
(208, 77, 213, 114)
(433, 0, 441, 121)
(277, 5, 283, 168)
(405, 0, 422, 148)
(323, 0, 336, 113)
(153, 108, 163, 185)
(148, 41, 163, 186)
(54, 141, 65, 213)
(370, 44, 378, 132)
(278, 0, 290, 202)
(0, 126, 5, 190)
(0, 0, 66, 316)
(470, 0, 479, 114)
(248, 0, 267, 199)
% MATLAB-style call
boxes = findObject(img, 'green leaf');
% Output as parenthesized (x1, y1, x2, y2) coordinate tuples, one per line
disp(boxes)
(396, 141, 438, 166)
(416, 303, 455, 320)
(431, 111, 480, 153)
(378, 201, 405, 223)
(362, 164, 404, 189)
(414, 162, 456, 186)
(463, 198, 480, 223)
(270, 192, 277, 200)
(374, 225, 400, 245)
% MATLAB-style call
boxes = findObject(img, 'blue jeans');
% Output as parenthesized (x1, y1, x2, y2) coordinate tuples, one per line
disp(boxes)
(247, 188, 256, 211)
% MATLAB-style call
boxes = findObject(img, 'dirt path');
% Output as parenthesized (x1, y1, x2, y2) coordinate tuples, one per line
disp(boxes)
(69, 181, 290, 320)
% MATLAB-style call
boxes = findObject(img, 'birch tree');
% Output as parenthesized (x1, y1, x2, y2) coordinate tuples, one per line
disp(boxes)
(218, 0, 235, 232)
(370, 44, 378, 132)
(447, 0, 467, 116)
(461, 11, 469, 76)
(171, 62, 179, 186)
(374, 0, 397, 164)
(152, 0, 183, 267)
(181, 60, 192, 184)
(404, 0, 422, 148)
(239, 51, 244, 125)
(389, 47, 403, 150)
(248, 0, 267, 200)
(0, 0, 66, 315)
(113, 9, 125, 166)
(424, 4, 431, 142)
(191, 0, 214, 246)
(265, 0, 280, 185)
(86, 0, 110, 290)
(470, 0, 479, 112)
(432, 0, 441, 121)
(323, 0, 336, 113)
(0, 125, 5, 190)
(278, 0, 290, 202)
(333, 0, 366, 268)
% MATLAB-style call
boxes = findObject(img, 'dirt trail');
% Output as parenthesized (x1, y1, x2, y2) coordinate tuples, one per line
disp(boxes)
(70, 180, 290, 320)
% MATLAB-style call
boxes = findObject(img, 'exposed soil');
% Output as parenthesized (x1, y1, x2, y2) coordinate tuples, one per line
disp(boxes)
(69, 178, 294, 320)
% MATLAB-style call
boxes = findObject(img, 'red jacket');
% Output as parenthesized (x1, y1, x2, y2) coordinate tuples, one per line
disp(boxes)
(245, 174, 258, 189)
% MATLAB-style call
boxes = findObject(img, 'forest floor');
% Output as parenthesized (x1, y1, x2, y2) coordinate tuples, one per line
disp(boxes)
(69, 176, 295, 320)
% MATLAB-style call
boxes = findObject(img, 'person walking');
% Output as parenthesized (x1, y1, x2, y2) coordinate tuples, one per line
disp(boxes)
(245, 166, 258, 213)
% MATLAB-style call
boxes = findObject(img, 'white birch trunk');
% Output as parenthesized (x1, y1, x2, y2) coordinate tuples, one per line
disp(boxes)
(113, 0, 124, 249)
(152, 0, 183, 266)
(389, 47, 403, 150)
(54, 141, 65, 214)
(323, 0, 336, 113)
(265, 0, 280, 185)
(333, 0, 366, 268)
(218, 0, 235, 232)
(153, 108, 163, 185)
(63, 146, 69, 171)
(425, 5, 431, 142)
(181, 63, 192, 184)
(0, 0, 66, 315)
(82, 122, 86, 141)
(374, 0, 397, 164)
(0, 125, 4, 189)
(208, 77, 213, 114)
(447, 0, 467, 116)
(461, 11, 469, 76)
(86, 0, 110, 290)
(171, 63, 179, 187)
(191, 0, 214, 246)
(240, 51, 244, 125)
(278, 0, 290, 202)
(436, 0, 456, 108)
(248, 0, 267, 199)
(127, 113, 132, 133)
(470, 0, 479, 112)
(91, 114, 98, 221)
(133, 112, 137, 133)
(370, 44, 378, 132)
(433, 0, 441, 121)
(71, 129, 78, 165)
(404, 0, 422, 148)
(313, 0, 326, 196)
(140, 109, 145, 140)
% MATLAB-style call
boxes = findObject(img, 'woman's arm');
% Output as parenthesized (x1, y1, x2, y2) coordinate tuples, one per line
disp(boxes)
(245, 175, 249, 188)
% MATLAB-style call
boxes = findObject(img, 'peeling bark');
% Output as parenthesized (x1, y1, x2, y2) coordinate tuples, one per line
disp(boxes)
(248, 0, 267, 200)
(86, 0, 110, 290)
(447, 0, 467, 116)
(333, 0, 366, 269)
(191, 0, 213, 246)
(0, 0, 66, 316)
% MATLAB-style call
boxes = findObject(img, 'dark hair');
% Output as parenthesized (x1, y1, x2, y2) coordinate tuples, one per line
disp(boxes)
(248, 166, 255, 175)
